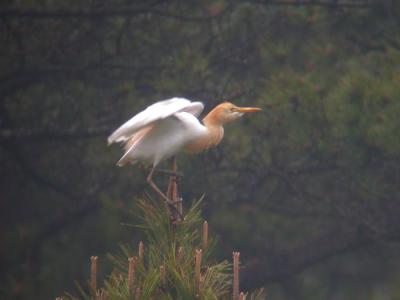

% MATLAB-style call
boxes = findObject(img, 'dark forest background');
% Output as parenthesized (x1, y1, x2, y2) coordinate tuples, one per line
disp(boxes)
(1, 0, 400, 299)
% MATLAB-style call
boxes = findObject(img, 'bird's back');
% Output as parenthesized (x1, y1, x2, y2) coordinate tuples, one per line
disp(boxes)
(108, 98, 204, 145)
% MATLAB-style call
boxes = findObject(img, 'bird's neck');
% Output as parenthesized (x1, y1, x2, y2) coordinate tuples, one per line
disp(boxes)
(203, 120, 224, 146)
(202, 105, 224, 126)
(184, 113, 224, 154)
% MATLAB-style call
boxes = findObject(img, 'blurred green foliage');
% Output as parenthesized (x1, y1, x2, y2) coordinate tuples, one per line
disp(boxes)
(64, 199, 240, 300)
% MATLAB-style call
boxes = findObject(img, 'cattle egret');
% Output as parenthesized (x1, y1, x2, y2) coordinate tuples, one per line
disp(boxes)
(108, 97, 261, 204)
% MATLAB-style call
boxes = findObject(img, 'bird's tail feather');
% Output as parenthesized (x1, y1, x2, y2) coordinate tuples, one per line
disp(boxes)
(117, 157, 137, 167)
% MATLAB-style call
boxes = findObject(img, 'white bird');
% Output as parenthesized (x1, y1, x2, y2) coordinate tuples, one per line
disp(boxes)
(108, 97, 261, 204)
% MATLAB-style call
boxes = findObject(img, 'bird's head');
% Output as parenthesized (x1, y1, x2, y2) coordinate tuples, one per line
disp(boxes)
(206, 102, 262, 124)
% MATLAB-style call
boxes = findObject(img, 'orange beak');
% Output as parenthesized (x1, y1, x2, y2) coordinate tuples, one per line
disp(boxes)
(235, 106, 262, 113)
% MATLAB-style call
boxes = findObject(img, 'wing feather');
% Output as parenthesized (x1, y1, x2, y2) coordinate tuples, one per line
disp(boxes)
(116, 112, 207, 167)
(108, 97, 204, 145)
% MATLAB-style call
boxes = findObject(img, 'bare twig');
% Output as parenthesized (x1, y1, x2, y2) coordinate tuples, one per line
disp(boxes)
(128, 257, 136, 294)
(233, 252, 240, 300)
(90, 256, 98, 295)
(195, 249, 202, 292)
(160, 265, 166, 286)
(202, 221, 208, 249)
(135, 287, 141, 299)
(138, 241, 144, 265)
(177, 246, 184, 264)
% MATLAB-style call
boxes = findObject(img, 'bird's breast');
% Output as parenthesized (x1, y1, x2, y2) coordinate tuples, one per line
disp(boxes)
(184, 126, 224, 154)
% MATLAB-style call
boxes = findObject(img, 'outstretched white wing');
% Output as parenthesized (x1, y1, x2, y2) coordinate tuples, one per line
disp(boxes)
(116, 112, 207, 167)
(108, 97, 204, 145)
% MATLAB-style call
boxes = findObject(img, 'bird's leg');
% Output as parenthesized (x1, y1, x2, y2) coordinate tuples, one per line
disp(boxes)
(166, 156, 182, 219)
(146, 167, 174, 205)
(147, 167, 182, 218)
(140, 164, 183, 179)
